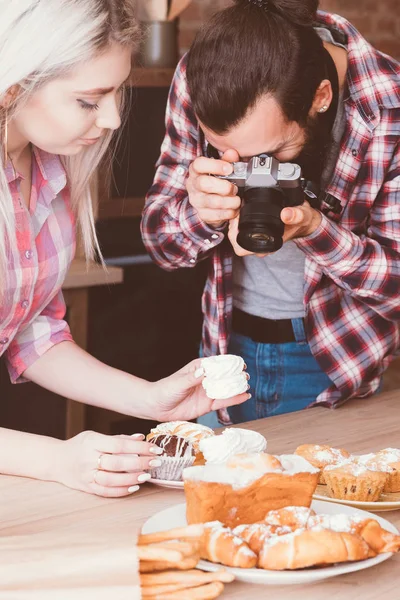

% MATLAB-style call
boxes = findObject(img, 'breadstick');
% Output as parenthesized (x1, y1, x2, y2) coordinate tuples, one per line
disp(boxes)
(139, 524, 204, 545)
(157, 540, 200, 557)
(140, 568, 235, 586)
(151, 581, 224, 600)
(137, 545, 183, 562)
(139, 556, 199, 573)
(141, 582, 204, 597)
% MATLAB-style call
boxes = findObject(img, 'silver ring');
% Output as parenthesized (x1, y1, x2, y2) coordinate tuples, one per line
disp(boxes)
(93, 469, 99, 484)
(97, 454, 103, 470)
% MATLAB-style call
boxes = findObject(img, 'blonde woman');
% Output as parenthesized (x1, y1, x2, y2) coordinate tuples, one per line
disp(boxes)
(0, 0, 249, 497)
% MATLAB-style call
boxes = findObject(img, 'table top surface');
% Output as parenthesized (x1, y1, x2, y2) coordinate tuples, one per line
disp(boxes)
(1, 390, 399, 598)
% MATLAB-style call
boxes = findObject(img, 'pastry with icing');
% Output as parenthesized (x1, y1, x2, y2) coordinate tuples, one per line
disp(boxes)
(146, 421, 215, 480)
(323, 461, 389, 502)
(183, 452, 319, 527)
(294, 444, 350, 484)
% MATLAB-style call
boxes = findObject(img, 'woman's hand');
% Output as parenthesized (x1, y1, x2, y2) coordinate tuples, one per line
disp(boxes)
(56, 431, 163, 497)
(145, 358, 251, 423)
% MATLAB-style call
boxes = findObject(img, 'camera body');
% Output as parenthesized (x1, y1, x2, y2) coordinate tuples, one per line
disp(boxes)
(220, 155, 304, 253)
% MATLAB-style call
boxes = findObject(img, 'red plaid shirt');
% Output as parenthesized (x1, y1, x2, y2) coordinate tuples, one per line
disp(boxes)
(1, 147, 75, 383)
(142, 12, 400, 408)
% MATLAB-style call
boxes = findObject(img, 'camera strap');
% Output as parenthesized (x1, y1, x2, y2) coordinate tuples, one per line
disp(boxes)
(303, 180, 342, 216)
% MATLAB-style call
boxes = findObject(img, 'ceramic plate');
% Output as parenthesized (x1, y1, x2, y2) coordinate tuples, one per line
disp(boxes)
(149, 478, 184, 490)
(142, 499, 398, 585)
(313, 485, 400, 512)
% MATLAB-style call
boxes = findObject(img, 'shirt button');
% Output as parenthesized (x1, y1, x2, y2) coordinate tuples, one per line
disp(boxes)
(25, 249, 33, 259)
(21, 300, 29, 309)
(0, 338, 9, 345)
(352, 149, 358, 157)
(189, 258, 196, 264)
(211, 233, 219, 240)
(177, 166, 186, 176)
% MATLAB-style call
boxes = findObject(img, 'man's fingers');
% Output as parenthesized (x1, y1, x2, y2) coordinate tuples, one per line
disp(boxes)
(191, 156, 233, 176)
(281, 207, 305, 225)
(221, 149, 240, 163)
(195, 173, 238, 197)
(197, 207, 240, 224)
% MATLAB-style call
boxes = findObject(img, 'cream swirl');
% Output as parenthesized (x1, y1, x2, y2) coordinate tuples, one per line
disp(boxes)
(199, 428, 267, 464)
(199, 355, 248, 399)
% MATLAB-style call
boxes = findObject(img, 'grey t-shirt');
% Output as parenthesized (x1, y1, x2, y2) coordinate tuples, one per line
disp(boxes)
(233, 28, 347, 320)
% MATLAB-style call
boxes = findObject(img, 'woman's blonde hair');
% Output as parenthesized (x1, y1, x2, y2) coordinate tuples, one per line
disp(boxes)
(0, 0, 139, 288)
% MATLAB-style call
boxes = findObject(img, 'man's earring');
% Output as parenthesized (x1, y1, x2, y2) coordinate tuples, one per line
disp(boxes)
(318, 105, 328, 113)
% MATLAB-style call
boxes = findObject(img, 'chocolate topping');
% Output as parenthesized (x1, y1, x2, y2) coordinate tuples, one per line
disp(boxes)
(151, 434, 194, 458)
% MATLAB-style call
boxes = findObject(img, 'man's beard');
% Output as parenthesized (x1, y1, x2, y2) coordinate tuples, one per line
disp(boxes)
(294, 113, 334, 184)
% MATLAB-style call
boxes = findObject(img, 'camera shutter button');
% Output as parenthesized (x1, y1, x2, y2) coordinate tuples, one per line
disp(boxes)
(279, 164, 296, 177)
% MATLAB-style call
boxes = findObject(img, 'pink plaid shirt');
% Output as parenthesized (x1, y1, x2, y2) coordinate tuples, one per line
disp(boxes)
(142, 12, 400, 408)
(1, 147, 75, 383)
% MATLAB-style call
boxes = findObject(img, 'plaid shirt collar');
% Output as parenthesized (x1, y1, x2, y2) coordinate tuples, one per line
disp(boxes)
(318, 11, 400, 123)
(5, 146, 67, 202)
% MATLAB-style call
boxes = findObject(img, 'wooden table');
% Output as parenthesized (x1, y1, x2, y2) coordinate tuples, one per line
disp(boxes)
(0, 391, 399, 597)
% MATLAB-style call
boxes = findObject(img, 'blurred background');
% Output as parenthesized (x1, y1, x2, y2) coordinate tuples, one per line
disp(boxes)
(1, 0, 399, 440)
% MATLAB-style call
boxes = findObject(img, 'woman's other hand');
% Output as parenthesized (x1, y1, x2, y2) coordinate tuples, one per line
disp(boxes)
(56, 432, 163, 497)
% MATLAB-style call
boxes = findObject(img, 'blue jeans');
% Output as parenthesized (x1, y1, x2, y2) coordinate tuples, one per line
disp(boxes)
(197, 318, 332, 428)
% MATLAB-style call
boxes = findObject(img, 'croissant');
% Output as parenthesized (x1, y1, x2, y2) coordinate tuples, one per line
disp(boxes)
(258, 529, 374, 570)
(232, 523, 292, 554)
(201, 521, 257, 568)
(263, 506, 316, 529)
(308, 515, 400, 554)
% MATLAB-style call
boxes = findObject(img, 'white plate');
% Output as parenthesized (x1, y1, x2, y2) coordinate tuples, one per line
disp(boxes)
(149, 478, 184, 490)
(142, 500, 398, 585)
(313, 485, 400, 512)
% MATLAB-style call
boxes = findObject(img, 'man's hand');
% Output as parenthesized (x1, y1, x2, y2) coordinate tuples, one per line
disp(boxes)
(186, 149, 241, 227)
(228, 200, 322, 257)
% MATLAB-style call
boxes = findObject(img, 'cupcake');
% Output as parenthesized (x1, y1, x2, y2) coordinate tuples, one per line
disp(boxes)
(323, 462, 389, 502)
(146, 421, 215, 480)
(357, 449, 400, 493)
(183, 452, 319, 528)
(197, 355, 248, 400)
(294, 444, 350, 484)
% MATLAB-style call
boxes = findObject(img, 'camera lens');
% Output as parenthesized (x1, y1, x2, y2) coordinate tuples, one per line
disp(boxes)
(237, 187, 285, 253)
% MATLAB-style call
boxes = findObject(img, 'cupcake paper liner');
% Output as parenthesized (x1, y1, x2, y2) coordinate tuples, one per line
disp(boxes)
(150, 455, 195, 481)
(324, 471, 387, 502)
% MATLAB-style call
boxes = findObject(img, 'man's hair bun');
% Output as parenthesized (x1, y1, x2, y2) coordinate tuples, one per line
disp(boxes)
(234, 0, 319, 26)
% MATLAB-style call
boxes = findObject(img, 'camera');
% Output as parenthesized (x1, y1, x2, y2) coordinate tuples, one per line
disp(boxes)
(220, 155, 304, 253)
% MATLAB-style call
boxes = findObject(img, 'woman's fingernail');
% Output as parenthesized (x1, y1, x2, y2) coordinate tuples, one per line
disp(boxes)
(150, 446, 163, 455)
(194, 367, 204, 379)
(138, 473, 151, 483)
(128, 485, 140, 493)
(283, 208, 293, 221)
(131, 433, 145, 440)
(149, 459, 162, 467)
(223, 164, 232, 174)
(247, 393, 252, 400)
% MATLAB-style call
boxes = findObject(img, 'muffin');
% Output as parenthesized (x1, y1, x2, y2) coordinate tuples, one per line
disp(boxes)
(323, 462, 389, 502)
(146, 421, 215, 480)
(295, 444, 350, 484)
(183, 452, 319, 528)
(357, 449, 400, 493)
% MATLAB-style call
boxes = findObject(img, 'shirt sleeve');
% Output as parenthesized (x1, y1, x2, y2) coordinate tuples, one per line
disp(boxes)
(141, 54, 225, 271)
(295, 142, 400, 321)
(5, 291, 73, 384)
